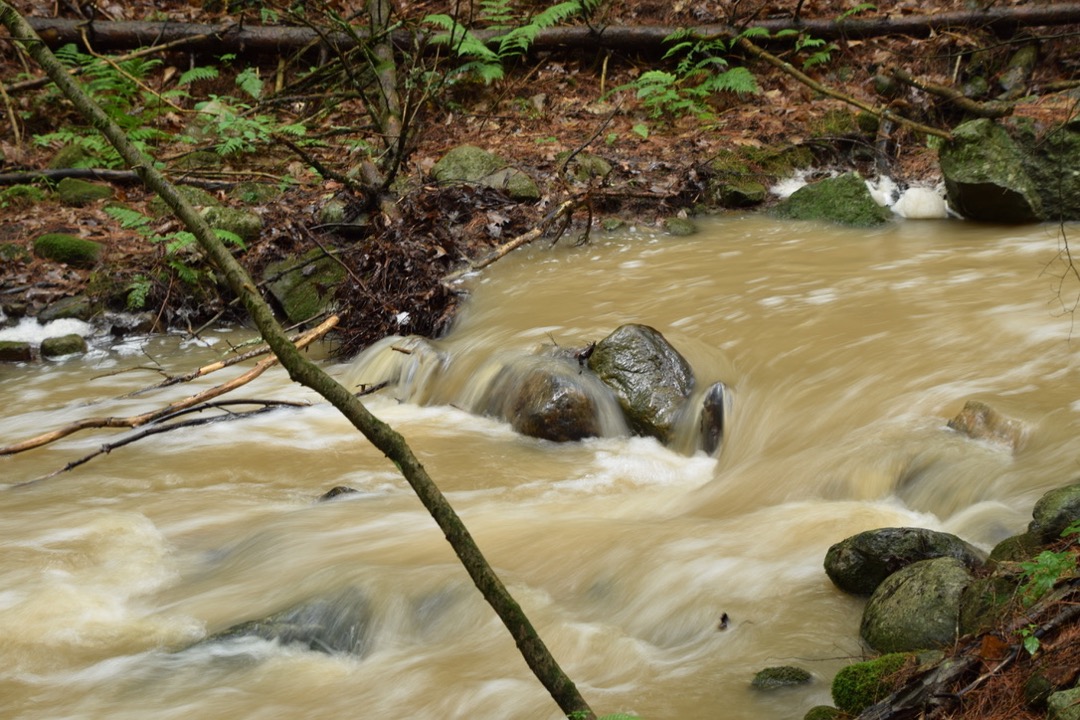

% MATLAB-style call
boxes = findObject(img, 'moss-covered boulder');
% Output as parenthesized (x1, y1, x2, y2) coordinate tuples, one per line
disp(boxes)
(825, 527, 986, 596)
(0, 184, 48, 211)
(860, 557, 973, 653)
(57, 177, 113, 206)
(751, 665, 813, 689)
(148, 185, 221, 216)
(38, 294, 94, 322)
(587, 323, 695, 444)
(1047, 686, 1080, 720)
(831, 652, 909, 715)
(48, 142, 100, 169)
(431, 145, 540, 201)
(263, 248, 344, 325)
(663, 217, 697, 236)
(33, 233, 102, 268)
(771, 172, 892, 226)
(40, 333, 88, 358)
(0, 341, 33, 362)
(939, 118, 1042, 222)
(200, 206, 263, 242)
(1028, 480, 1080, 543)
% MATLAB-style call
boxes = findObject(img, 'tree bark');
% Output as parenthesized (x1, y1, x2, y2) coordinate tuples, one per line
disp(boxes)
(0, 4, 595, 719)
(20, 3, 1080, 56)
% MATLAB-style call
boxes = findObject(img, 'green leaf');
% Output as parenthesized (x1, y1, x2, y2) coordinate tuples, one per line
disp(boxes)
(631, 123, 649, 139)
(235, 67, 264, 99)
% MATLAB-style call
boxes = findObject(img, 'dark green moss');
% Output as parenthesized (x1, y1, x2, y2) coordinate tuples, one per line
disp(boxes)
(752, 665, 813, 689)
(831, 652, 909, 715)
(57, 177, 113, 206)
(33, 233, 102, 268)
(772, 172, 892, 227)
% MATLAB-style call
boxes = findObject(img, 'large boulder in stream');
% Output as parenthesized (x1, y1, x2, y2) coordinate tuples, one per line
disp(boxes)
(860, 556, 974, 653)
(586, 324, 694, 444)
(946, 399, 1025, 452)
(1028, 480, 1080, 543)
(770, 172, 892, 226)
(825, 527, 986, 596)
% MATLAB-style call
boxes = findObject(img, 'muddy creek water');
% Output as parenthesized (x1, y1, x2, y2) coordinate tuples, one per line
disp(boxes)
(3, 216, 1080, 720)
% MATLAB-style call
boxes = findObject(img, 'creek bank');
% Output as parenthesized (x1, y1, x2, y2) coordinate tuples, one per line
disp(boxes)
(812, 480, 1080, 719)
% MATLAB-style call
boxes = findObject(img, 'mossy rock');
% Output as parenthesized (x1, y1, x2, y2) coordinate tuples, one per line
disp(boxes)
(40, 333, 88, 358)
(831, 652, 909, 715)
(717, 179, 768, 207)
(988, 531, 1042, 564)
(199, 206, 263, 242)
(48, 143, 100, 169)
(1048, 687, 1080, 720)
(958, 572, 1019, 636)
(229, 181, 283, 205)
(0, 341, 33, 362)
(38, 294, 94, 322)
(740, 144, 815, 179)
(1028, 480, 1080, 543)
(803, 706, 846, 720)
(663, 217, 698, 236)
(0, 184, 48, 210)
(751, 665, 813, 689)
(57, 177, 113, 206)
(0, 242, 31, 263)
(33, 233, 102, 268)
(556, 151, 612, 183)
(148, 185, 221, 216)
(939, 118, 1042, 222)
(771, 172, 892, 227)
(431, 145, 540, 200)
(172, 150, 225, 171)
(263, 248, 344, 325)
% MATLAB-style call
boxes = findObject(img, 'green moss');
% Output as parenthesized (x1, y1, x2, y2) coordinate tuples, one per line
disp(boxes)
(831, 652, 909, 715)
(810, 109, 861, 137)
(663, 217, 698, 236)
(41, 333, 88, 358)
(0, 184, 48, 210)
(804, 706, 847, 720)
(772, 172, 892, 227)
(33, 233, 102, 268)
(57, 177, 113, 206)
(752, 665, 813, 689)
(48, 143, 100, 169)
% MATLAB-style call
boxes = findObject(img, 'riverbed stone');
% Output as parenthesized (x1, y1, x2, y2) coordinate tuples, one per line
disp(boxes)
(263, 248, 344, 325)
(938, 118, 1042, 222)
(498, 365, 605, 442)
(0, 341, 32, 362)
(57, 177, 113, 206)
(663, 217, 698, 236)
(40, 333, 88, 358)
(431, 145, 540, 201)
(751, 665, 813, 689)
(947, 399, 1025, 451)
(860, 557, 973, 653)
(771, 172, 892, 226)
(587, 323, 694, 444)
(825, 527, 986, 596)
(700, 381, 729, 455)
(38, 294, 94, 322)
(33, 233, 102, 268)
(1028, 480, 1080, 543)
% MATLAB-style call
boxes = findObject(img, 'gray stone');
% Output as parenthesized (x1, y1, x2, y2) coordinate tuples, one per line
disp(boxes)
(825, 527, 986, 596)
(38, 294, 94, 322)
(771, 172, 892, 226)
(860, 557, 973, 653)
(1028, 481, 1080, 543)
(1048, 687, 1080, 720)
(40, 333, 88, 358)
(431, 145, 540, 201)
(199, 206, 263, 242)
(587, 324, 694, 444)
(939, 119, 1042, 222)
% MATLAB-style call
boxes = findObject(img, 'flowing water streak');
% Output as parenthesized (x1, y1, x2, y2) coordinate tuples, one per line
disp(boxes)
(2, 216, 1080, 719)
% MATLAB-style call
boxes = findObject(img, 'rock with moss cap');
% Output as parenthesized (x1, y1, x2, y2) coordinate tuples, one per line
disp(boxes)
(41, 333, 88, 358)
(200, 206, 263, 242)
(751, 665, 813, 689)
(0, 341, 33, 362)
(57, 177, 113, 207)
(0, 184, 48, 211)
(263, 248, 344, 325)
(771, 172, 892, 226)
(831, 652, 910, 715)
(1028, 480, 1080, 543)
(431, 145, 540, 201)
(939, 118, 1042, 222)
(34, 233, 102, 268)
(663, 217, 698, 236)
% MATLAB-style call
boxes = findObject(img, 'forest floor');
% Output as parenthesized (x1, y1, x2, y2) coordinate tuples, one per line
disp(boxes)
(3, 0, 1080, 718)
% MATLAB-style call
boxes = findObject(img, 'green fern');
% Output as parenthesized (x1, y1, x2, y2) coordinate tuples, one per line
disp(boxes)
(178, 65, 220, 86)
(235, 67, 264, 99)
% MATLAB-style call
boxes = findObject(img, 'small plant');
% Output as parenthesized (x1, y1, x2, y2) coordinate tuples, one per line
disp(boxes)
(1017, 549, 1077, 606)
(1019, 623, 1041, 656)
(609, 29, 758, 121)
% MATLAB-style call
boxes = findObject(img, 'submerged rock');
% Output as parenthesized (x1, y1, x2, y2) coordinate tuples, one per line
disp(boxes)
(700, 381, 730, 455)
(860, 557, 973, 653)
(751, 665, 813, 689)
(947, 399, 1025, 451)
(501, 365, 605, 442)
(587, 323, 694, 444)
(40, 333, 88, 358)
(825, 527, 986, 596)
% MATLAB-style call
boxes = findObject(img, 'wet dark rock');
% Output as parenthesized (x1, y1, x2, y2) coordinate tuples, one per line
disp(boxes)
(939, 118, 1042, 222)
(0, 341, 33, 362)
(1028, 480, 1080, 543)
(587, 323, 694, 444)
(947, 399, 1025, 451)
(751, 665, 813, 689)
(771, 172, 892, 226)
(211, 587, 374, 657)
(33, 233, 101, 268)
(860, 557, 973, 653)
(700, 381, 730, 455)
(40, 333, 88, 358)
(496, 364, 605, 442)
(318, 486, 360, 501)
(38, 294, 94, 322)
(825, 527, 986, 596)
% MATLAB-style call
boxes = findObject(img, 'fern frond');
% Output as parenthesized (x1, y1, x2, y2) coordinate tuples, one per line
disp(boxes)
(178, 66, 220, 86)
(104, 205, 154, 233)
(705, 66, 759, 95)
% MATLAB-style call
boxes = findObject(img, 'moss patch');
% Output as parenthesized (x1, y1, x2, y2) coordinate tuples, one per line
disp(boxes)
(831, 652, 909, 715)
(0, 184, 48, 211)
(772, 172, 892, 226)
(33, 233, 102, 268)
(57, 177, 113, 206)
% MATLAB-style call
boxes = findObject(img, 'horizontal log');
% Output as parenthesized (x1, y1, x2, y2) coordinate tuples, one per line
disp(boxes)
(22, 3, 1080, 57)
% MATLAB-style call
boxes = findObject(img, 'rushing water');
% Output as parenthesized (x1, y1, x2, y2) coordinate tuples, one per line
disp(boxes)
(3, 216, 1080, 720)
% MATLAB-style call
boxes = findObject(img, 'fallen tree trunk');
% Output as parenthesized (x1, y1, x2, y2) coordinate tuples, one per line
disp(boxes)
(21, 3, 1080, 56)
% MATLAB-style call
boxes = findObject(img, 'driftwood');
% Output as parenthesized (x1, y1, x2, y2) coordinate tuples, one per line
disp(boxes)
(19, 4, 1080, 57)
(0, 315, 337, 456)
(0, 167, 236, 189)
